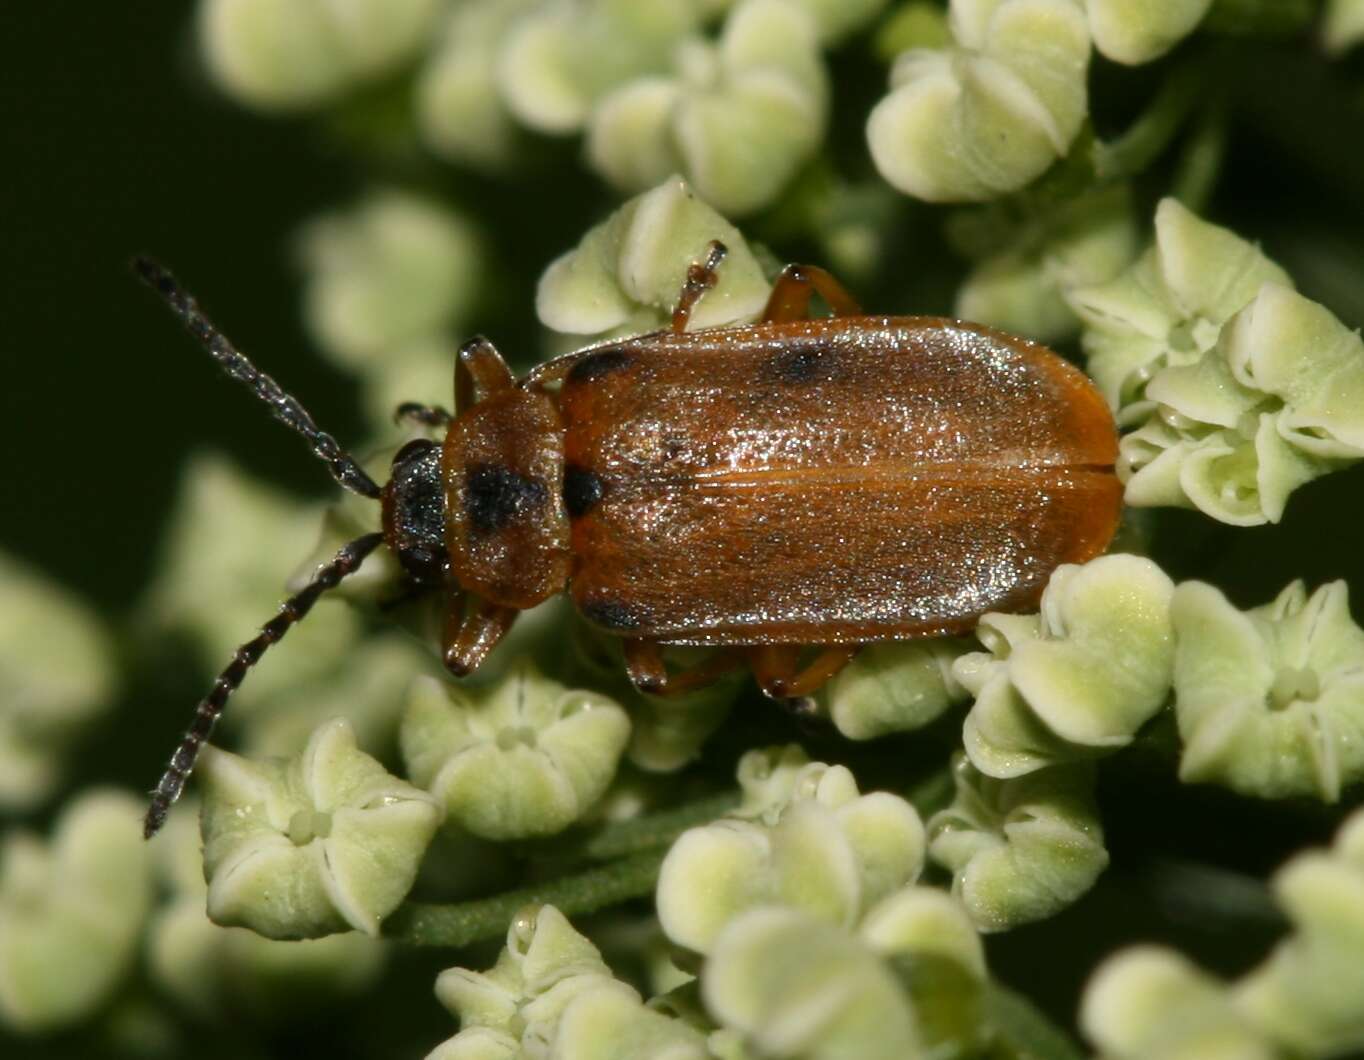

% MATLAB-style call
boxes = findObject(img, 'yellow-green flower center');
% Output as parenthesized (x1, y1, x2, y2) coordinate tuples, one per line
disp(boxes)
(1269, 666, 1321, 710)
(496, 725, 539, 751)
(288, 809, 333, 845)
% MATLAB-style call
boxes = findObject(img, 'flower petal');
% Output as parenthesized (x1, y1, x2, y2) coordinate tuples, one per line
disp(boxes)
(657, 822, 771, 954)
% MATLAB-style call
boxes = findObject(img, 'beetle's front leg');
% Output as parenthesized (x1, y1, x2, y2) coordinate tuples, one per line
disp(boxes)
(443, 589, 517, 676)
(671, 241, 728, 333)
(749, 644, 860, 700)
(623, 637, 743, 696)
(394, 402, 452, 427)
(761, 265, 862, 323)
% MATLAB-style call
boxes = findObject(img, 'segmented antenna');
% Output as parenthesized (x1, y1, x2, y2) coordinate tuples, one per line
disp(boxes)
(133, 258, 382, 499)
(143, 531, 384, 839)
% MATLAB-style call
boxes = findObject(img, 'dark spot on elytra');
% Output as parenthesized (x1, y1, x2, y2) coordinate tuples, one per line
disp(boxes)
(464, 463, 547, 535)
(580, 598, 645, 632)
(567, 349, 631, 385)
(767, 343, 835, 385)
(562, 464, 605, 518)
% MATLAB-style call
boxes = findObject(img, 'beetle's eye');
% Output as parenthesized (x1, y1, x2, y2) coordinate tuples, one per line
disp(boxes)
(398, 543, 445, 583)
(393, 438, 438, 466)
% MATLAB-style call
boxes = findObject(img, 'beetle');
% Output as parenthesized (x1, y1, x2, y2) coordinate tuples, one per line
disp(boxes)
(135, 242, 1121, 837)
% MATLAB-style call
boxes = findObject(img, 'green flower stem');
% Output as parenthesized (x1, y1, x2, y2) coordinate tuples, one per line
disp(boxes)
(904, 766, 956, 820)
(385, 849, 668, 948)
(1140, 859, 1283, 932)
(873, 2, 951, 61)
(512, 790, 741, 871)
(986, 982, 1086, 1060)
(1205, 0, 1315, 36)
(1094, 61, 1205, 183)
(1009, 127, 1102, 220)
(1170, 105, 1228, 213)
(574, 791, 740, 861)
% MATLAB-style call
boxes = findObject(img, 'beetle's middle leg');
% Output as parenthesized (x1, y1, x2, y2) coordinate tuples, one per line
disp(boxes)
(749, 644, 860, 700)
(761, 265, 862, 323)
(443, 590, 518, 676)
(671, 241, 728, 333)
(624, 637, 744, 696)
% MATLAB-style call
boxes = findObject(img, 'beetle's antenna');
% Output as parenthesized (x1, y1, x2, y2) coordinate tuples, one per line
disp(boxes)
(133, 258, 383, 500)
(143, 531, 384, 839)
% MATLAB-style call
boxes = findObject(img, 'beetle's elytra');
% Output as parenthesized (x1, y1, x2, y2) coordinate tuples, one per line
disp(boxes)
(136, 243, 1120, 837)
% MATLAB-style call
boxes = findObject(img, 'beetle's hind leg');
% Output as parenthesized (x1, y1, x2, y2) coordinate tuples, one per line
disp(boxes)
(624, 637, 743, 696)
(750, 644, 860, 702)
(671, 241, 728, 333)
(394, 402, 452, 427)
(761, 265, 862, 323)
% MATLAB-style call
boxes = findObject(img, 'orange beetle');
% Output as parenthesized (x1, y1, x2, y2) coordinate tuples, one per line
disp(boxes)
(136, 243, 1120, 837)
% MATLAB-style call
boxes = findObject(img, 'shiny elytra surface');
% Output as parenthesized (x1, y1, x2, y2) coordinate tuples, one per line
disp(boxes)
(557, 316, 1122, 645)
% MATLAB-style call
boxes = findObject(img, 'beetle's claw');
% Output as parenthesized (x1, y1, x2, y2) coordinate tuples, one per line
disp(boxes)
(775, 695, 826, 737)
(759, 678, 789, 700)
(443, 652, 472, 678)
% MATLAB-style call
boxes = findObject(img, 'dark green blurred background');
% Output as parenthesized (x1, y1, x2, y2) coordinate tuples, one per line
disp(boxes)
(5, 6, 360, 608)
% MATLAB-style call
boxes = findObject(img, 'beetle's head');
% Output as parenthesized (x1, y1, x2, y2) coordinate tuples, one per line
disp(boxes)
(440, 337, 572, 610)
(380, 437, 447, 585)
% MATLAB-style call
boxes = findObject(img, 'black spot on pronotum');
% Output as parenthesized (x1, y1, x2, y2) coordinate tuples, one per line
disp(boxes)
(767, 343, 835, 385)
(464, 463, 547, 535)
(562, 464, 606, 518)
(580, 598, 645, 632)
(567, 349, 631, 385)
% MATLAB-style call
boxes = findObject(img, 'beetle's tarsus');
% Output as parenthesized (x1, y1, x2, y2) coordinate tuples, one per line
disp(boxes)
(778, 694, 826, 738)
(443, 653, 472, 678)
(394, 401, 452, 427)
(624, 639, 745, 697)
(671, 240, 729, 332)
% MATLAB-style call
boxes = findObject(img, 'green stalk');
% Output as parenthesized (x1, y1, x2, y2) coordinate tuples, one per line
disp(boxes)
(386, 848, 668, 948)
(1140, 858, 1282, 930)
(905, 765, 956, 820)
(1170, 105, 1228, 213)
(986, 982, 1086, 1060)
(387, 790, 740, 947)
(574, 791, 739, 861)
(1204, 0, 1315, 36)
(1095, 62, 1205, 183)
